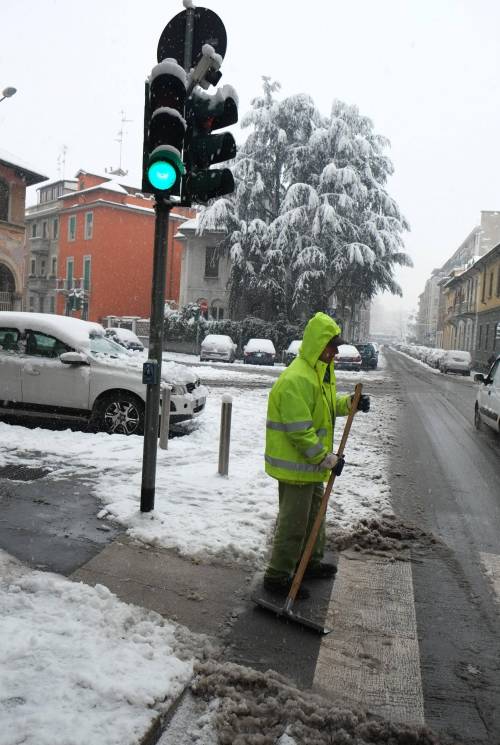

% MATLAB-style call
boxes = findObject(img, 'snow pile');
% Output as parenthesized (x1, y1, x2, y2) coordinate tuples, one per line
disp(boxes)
(187, 661, 444, 745)
(0, 550, 193, 745)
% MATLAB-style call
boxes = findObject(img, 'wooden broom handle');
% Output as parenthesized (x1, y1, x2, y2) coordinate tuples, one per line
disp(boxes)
(285, 383, 363, 609)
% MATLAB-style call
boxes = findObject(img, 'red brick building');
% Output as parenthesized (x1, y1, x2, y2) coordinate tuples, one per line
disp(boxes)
(55, 170, 193, 322)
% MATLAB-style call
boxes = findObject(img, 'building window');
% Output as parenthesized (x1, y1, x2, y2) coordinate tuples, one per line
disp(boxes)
(0, 178, 9, 221)
(31, 222, 38, 238)
(68, 215, 76, 241)
(52, 217, 59, 239)
(495, 322, 500, 351)
(49, 296, 55, 313)
(66, 258, 74, 289)
(211, 302, 224, 320)
(51, 257, 57, 276)
(42, 220, 48, 239)
(40, 260, 46, 276)
(30, 258, 36, 275)
(497, 266, 500, 298)
(84, 211, 93, 240)
(204, 246, 219, 278)
(485, 324, 490, 350)
(489, 271, 494, 298)
(478, 325, 482, 349)
(481, 269, 486, 303)
(83, 256, 91, 291)
(29, 295, 35, 312)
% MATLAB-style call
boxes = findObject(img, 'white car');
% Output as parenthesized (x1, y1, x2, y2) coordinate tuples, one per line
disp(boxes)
(474, 356, 500, 433)
(334, 344, 362, 371)
(0, 312, 207, 436)
(439, 349, 472, 376)
(200, 333, 236, 363)
(105, 326, 144, 352)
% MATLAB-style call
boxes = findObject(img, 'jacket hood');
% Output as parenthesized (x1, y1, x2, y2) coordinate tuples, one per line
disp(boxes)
(299, 312, 342, 368)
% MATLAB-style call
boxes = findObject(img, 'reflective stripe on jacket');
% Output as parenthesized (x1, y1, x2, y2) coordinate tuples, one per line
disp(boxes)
(265, 312, 351, 483)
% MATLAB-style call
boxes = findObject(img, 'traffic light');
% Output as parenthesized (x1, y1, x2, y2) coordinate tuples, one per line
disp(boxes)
(142, 59, 187, 196)
(182, 85, 238, 205)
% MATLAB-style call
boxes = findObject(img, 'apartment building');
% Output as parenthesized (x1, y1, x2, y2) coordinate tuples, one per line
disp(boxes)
(23, 169, 192, 323)
(442, 243, 500, 369)
(24, 178, 78, 313)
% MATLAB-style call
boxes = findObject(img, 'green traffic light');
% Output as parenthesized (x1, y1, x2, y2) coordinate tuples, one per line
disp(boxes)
(148, 160, 178, 191)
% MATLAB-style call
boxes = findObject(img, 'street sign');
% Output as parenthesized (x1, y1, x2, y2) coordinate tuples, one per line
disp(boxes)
(157, 7, 227, 68)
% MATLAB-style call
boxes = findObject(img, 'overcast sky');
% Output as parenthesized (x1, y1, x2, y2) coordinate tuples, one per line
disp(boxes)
(2, 0, 499, 312)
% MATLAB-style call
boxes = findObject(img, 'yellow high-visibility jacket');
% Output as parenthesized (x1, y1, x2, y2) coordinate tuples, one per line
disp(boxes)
(265, 312, 351, 483)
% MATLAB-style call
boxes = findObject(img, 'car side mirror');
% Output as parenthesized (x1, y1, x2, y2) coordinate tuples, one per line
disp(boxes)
(59, 351, 89, 365)
(474, 373, 486, 384)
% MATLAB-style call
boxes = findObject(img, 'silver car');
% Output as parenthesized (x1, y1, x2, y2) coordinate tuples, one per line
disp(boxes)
(0, 312, 207, 435)
(474, 356, 500, 433)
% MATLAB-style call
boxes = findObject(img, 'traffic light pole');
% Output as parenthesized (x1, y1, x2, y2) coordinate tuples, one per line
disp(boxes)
(140, 199, 171, 512)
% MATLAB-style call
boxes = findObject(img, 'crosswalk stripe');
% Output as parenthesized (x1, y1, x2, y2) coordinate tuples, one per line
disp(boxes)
(480, 552, 500, 602)
(313, 550, 425, 725)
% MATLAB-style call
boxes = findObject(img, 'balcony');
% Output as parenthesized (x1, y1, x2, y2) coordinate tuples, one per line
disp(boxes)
(56, 277, 90, 298)
(30, 237, 50, 255)
(26, 275, 56, 294)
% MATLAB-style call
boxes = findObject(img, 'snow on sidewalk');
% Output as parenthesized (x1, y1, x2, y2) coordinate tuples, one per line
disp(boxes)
(0, 367, 394, 565)
(0, 550, 193, 745)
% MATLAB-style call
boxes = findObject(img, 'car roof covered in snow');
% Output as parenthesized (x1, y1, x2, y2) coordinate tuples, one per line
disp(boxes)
(201, 334, 234, 346)
(245, 338, 276, 353)
(106, 327, 141, 342)
(336, 344, 360, 356)
(0, 311, 104, 350)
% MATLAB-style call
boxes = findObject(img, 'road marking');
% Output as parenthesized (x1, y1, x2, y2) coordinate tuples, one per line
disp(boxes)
(313, 551, 424, 725)
(480, 552, 500, 602)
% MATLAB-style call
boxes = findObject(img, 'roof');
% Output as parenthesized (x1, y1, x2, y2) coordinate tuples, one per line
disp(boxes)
(177, 215, 224, 235)
(0, 148, 48, 186)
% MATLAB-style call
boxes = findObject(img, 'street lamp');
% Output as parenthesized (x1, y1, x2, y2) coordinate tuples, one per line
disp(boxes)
(0, 87, 17, 103)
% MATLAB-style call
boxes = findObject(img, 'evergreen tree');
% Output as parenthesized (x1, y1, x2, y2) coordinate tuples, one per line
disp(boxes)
(197, 83, 411, 322)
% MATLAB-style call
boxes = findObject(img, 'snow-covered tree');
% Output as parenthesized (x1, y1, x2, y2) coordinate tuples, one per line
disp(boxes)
(197, 82, 411, 321)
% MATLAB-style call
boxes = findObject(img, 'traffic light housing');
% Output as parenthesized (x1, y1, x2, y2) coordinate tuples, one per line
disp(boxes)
(142, 60, 187, 197)
(182, 85, 238, 205)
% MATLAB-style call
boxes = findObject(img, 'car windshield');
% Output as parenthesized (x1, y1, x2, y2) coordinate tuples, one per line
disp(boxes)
(89, 333, 129, 359)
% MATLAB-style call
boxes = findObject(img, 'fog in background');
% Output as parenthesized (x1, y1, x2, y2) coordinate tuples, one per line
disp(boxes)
(2, 0, 499, 325)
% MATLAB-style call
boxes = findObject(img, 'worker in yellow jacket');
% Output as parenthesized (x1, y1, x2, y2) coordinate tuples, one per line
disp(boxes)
(264, 311, 370, 597)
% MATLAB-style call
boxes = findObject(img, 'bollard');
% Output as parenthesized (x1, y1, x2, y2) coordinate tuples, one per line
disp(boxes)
(159, 385, 171, 450)
(218, 393, 233, 475)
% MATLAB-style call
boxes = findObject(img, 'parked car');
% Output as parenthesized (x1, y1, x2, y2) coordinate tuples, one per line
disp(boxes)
(243, 338, 276, 365)
(105, 326, 144, 352)
(0, 312, 207, 436)
(284, 339, 301, 366)
(474, 356, 500, 432)
(200, 333, 236, 363)
(355, 342, 378, 369)
(439, 349, 472, 375)
(334, 344, 362, 371)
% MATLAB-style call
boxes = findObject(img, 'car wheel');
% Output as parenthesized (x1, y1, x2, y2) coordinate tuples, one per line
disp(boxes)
(94, 392, 145, 435)
(474, 404, 482, 430)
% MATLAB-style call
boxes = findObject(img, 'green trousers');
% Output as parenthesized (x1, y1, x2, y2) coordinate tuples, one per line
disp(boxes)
(265, 481, 325, 580)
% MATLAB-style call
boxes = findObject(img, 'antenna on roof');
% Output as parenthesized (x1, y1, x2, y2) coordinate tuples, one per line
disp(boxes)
(106, 109, 132, 176)
(57, 145, 68, 178)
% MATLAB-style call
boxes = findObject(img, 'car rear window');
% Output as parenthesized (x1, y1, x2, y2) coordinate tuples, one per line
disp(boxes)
(0, 327, 20, 352)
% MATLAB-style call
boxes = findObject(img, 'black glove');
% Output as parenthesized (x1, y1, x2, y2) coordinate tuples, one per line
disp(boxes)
(333, 454, 345, 476)
(351, 393, 370, 413)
